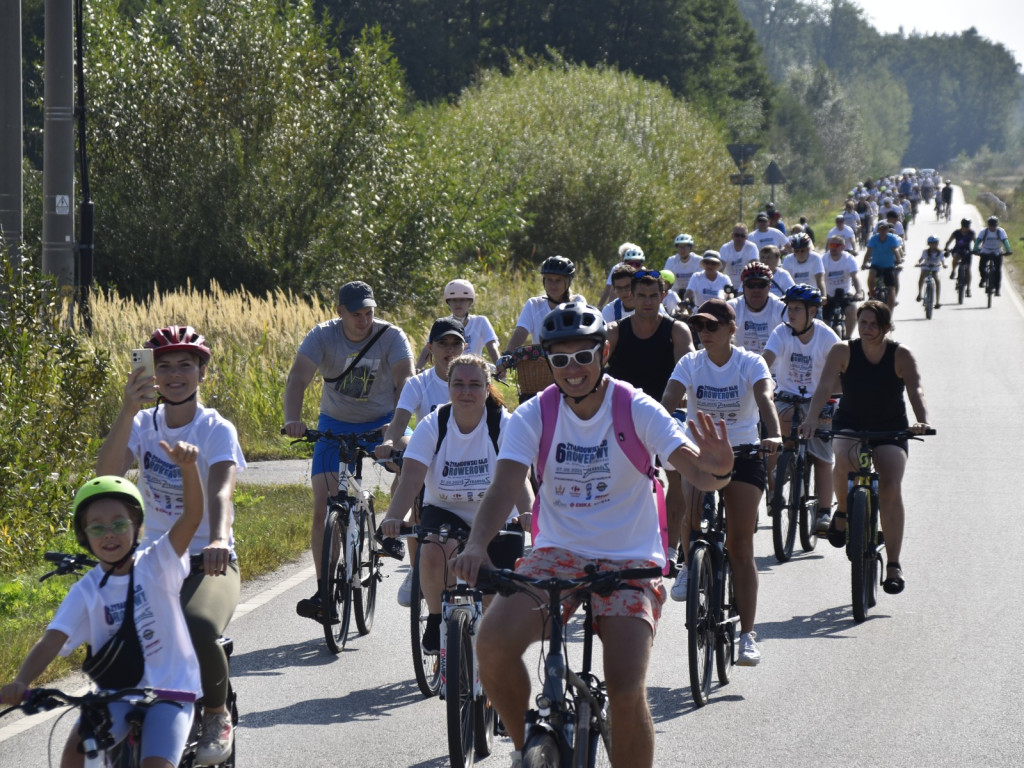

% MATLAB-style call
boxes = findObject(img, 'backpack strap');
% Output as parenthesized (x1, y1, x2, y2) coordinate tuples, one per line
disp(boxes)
(531, 384, 563, 542)
(434, 403, 453, 455)
(435, 401, 503, 456)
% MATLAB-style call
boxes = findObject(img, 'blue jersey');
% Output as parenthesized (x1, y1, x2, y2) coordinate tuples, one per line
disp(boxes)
(866, 234, 901, 269)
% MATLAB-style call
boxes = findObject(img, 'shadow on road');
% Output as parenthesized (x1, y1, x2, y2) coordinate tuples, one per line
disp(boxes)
(755, 604, 890, 640)
(238, 680, 425, 728)
(649, 685, 744, 722)
(231, 637, 380, 675)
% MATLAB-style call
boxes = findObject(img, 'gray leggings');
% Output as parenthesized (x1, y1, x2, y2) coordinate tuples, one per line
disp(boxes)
(180, 560, 240, 709)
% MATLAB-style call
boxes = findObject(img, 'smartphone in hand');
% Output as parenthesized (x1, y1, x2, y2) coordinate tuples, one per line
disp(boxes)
(130, 348, 157, 400)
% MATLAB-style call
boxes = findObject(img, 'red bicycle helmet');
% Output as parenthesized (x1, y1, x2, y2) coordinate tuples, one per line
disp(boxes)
(740, 261, 773, 283)
(144, 325, 211, 362)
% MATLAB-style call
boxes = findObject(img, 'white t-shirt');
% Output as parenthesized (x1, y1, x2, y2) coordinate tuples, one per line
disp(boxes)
(842, 211, 861, 232)
(827, 225, 857, 251)
(685, 272, 733, 302)
(781, 252, 825, 286)
(662, 253, 702, 289)
(396, 367, 450, 421)
(663, 290, 681, 315)
(404, 405, 512, 526)
(728, 295, 786, 354)
(669, 349, 771, 445)
(601, 299, 635, 324)
(454, 315, 497, 357)
(977, 227, 1009, 254)
(748, 227, 789, 252)
(769, 267, 796, 298)
(129, 405, 247, 557)
(919, 248, 944, 270)
(719, 239, 760, 284)
(823, 252, 860, 294)
(499, 381, 689, 564)
(48, 535, 201, 695)
(515, 294, 588, 342)
(764, 319, 841, 397)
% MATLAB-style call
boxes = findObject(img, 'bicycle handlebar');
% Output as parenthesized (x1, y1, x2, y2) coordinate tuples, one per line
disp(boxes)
(40, 552, 98, 582)
(476, 564, 662, 599)
(9, 686, 196, 717)
(816, 427, 936, 441)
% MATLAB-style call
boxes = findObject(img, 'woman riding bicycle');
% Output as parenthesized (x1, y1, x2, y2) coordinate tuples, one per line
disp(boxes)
(661, 298, 782, 666)
(798, 300, 931, 595)
(95, 326, 246, 765)
(502, 256, 587, 356)
(379, 355, 533, 653)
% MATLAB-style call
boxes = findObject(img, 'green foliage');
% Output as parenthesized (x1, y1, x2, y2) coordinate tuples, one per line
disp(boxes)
(0, 261, 109, 568)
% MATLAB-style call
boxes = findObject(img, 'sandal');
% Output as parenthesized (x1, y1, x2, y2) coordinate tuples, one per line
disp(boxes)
(827, 511, 847, 548)
(882, 563, 905, 595)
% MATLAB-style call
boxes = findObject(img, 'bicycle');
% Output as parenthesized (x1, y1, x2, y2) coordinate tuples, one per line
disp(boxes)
(977, 251, 1009, 309)
(770, 392, 829, 562)
(478, 564, 661, 768)
(686, 444, 763, 707)
(949, 250, 970, 304)
(824, 291, 856, 340)
(819, 428, 934, 622)
(918, 265, 937, 319)
(286, 429, 387, 653)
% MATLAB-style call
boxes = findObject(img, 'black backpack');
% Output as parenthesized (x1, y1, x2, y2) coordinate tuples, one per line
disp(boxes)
(434, 401, 504, 456)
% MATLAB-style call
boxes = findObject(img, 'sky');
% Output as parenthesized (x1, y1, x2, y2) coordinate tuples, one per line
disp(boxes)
(852, 0, 1024, 68)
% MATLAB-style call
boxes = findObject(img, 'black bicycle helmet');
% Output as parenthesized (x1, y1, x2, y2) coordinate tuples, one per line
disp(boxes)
(540, 256, 576, 278)
(783, 283, 822, 307)
(961, 218, 971, 227)
(789, 232, 813, 251)
(539, 303, 606, 349)
(987, 216, 999, 226)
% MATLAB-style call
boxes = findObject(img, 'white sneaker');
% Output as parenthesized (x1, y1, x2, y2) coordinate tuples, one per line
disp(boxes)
(509, 750, 522, 768)
(670, 568, 688, 602)
(738, 631, 761, 667)
(396, 570, 414, 607)
(195, 710, 233, 766)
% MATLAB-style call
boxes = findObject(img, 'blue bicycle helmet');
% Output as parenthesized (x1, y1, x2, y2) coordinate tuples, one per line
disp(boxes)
(783, 284, 822, 307)
(539, 303, 606, 349)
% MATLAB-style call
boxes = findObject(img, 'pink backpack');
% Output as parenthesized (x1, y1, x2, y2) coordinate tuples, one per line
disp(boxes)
(533, 380, 671, 575)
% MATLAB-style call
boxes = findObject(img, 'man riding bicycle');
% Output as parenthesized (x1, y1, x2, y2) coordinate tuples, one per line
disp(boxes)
(454, 303, 733, 768)
(944, 218, 976, 297)
(974, 216, 1012, 297)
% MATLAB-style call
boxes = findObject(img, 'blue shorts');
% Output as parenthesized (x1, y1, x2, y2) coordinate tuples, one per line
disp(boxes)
(101, 699, 195, 764)
(311, 412, 411, 476)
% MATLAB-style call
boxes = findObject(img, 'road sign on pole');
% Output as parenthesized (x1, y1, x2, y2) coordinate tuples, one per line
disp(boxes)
(764, 160, 786, 204)
(726, 143, 760, 171)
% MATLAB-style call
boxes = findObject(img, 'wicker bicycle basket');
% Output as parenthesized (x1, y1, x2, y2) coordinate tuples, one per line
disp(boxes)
(511, 344, 554, 398)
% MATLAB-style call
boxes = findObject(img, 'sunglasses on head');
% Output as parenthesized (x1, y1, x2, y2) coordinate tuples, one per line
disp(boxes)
(689, 317, 721, 333)
(547, 346, 602, 369)
(633, 269, 662, 280)
(84, 518, 134, 538)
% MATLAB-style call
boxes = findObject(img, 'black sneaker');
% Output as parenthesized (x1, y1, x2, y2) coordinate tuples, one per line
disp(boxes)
(377, 534, 406, 561)
(421, 614, 442, 655)
(296, 591, 323, 619)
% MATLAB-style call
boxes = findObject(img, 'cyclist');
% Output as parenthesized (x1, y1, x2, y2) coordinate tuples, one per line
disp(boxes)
(720, 223, 760, 286)
(974, 215, 1011, 297)
(767, 202, 787, 234)
(827, 213, 858, 254)
(660, 299, 782, 665)
(379, 355, 531, 653)
(762, 285, 840, 532)
(823, 236, 863, 338)
(602, 263, 639, 323)
(598, 244, 646, 308)
(661, 270, 681, 315)
(503, 256, 587, 353)
(95, 325, 245, 765)
(940, 180, 954, 220)
(798, 300, 931, 595)
(2, 445, 204, 768)
(415, 279, 500, 369)
(663, 233, 701, 295)
(759, 245, 796, 299)
(782, 232, 827, 298)
(944, 218, 976, 297)
(684, 250, 733, 305)
(454, 303, 734, 768)
(283, 281, 415, 620)
(728, 261, 785, 355)
(916, 237, 946, 307)
(377, 318, 468, 606)
(748, 211, 789, 252)
(861, 222, 904, 310)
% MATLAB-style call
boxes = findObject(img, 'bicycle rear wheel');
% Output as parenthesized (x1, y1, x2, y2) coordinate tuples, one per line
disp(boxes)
(715, 553, 736, 685)
(848, 488, 873, 623)
(320, 508, 352, 653)
(446, 611, 476, 768)
(410, 550, 442, 697)
(798, 458, 818, 552)
(957, 268, 966, 304)
(522, 728, 562, 768)
(924, 278, 934, 319)
(686, 544, 715, 707)
(353, 497, 379, 635)
(771, 451, 797, 562)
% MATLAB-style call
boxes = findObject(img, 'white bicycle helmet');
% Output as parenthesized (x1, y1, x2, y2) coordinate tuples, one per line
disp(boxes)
(443, 279, 476, 301)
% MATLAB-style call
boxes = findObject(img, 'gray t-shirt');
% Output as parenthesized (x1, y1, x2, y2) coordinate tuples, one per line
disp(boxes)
(298, 318, 413, 423)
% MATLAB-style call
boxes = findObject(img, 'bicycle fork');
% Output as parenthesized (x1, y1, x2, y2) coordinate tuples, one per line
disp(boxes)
(439, 587, 483, 700)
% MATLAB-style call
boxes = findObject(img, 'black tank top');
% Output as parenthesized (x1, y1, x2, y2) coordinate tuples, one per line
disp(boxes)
(607, 316, 676, 400)
(834, 339, 908, 430)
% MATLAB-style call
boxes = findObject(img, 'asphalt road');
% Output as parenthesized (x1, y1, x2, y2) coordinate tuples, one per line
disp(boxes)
(3, 188, 1023, 767)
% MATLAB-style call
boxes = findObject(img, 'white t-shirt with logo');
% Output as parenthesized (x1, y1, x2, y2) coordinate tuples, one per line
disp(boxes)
(748, 227, 789, 253)
(781, 252, 825, 286)
(823, 252, 860, 294)
(499, 382, 689, 564)
(728, 295, 786, 354)
(686, 272, 733, 302)
(827, 225, 857, 251)
(719, 239, 760, 284)
(663, 253, 701, 289)
(764, 319, 841, 397)
(404, 405, 512, 526)
(515, 294, 588, 342)
(396, 367, 450, 421)
(669, 349, 771, 445)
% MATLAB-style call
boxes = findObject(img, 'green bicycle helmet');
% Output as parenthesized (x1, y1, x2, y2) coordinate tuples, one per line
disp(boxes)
(72, 476, 145, 552)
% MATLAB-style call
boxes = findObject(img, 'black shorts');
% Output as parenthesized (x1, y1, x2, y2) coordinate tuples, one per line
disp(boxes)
(726, 454, 767, 492)
(420, 505, 525, 571)
(872, 267, 897, 287)
(831, 422, 908, 454)
(952, 251, 972, 264)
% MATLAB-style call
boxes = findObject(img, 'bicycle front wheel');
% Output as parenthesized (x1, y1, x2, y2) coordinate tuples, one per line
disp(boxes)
(715, 553, 736, 685)
(686, 544, 715, 707)
(522, 728, 562, 768)
(321, 508, 352, 653)
(410, 549, 442, 697)
(957, 269, 965, 304)
(446, 611, 476, 768)
(771, 450, 797, 562)
(798, 457, 818, 552)
(848, 488, 873, 623)
(572, 698, 610, 768)
(353, 497, 379, 635)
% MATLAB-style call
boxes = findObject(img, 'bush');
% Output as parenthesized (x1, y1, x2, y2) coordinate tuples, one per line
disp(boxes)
(0, 261, 109, 569)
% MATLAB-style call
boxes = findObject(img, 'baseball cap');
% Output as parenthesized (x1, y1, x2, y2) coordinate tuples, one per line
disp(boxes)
(428, 317, 466, 343)
(756, 212, 769, 222)
(338, 281, 376, 312)
(691, 298, 736, 324)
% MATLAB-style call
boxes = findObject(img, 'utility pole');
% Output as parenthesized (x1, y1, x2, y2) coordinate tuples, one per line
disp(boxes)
(42, 0, 76, 288)
(0, 0, 24, 266)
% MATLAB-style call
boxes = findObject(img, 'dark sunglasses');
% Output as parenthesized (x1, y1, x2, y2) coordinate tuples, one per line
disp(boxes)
(632, 269, 663, 280)
(732, 232, 747, 238)
(744, 279, 769, 289)
(547, 346, 602, 368)
(689, 317, 721, 333)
